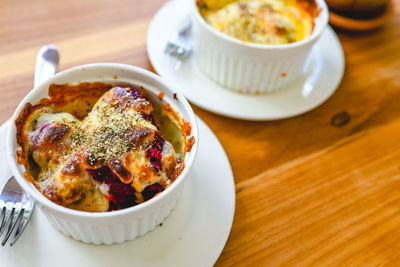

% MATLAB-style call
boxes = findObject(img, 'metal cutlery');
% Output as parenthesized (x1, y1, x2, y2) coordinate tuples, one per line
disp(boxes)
(164, 20, 192, 70)
(0, 44, 59, 246)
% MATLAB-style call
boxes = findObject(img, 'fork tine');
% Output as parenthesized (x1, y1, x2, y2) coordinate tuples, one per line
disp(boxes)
(0, 206, 15, 237)
(2, 208, 23, 246)
(10, 203, 33, 246)
(0, 206, 5, 231)
(0, 203, 13, 236)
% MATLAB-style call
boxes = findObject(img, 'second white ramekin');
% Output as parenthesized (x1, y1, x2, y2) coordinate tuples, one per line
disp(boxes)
(7, 63, 198, 244)
(191, 0, 329, 94)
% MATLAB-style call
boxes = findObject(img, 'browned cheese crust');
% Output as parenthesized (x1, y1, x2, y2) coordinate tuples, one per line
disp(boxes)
(15, 82, 195, 212)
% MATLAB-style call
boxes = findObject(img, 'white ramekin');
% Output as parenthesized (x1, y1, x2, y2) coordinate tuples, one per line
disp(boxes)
(7, 63, 198, 245)
(191, 0, 329, 94)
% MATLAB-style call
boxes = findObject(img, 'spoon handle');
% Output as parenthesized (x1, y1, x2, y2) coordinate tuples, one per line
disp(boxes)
(34, 45, 59, 87)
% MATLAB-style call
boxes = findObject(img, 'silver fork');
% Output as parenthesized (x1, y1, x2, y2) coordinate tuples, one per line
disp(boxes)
(164, 20, 192, 70)
(0, 177, 34, 246)
(0, 44, 59, 246)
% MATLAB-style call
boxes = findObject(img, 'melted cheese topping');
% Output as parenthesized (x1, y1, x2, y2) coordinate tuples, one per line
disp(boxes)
(199, 0, 317, 45)
(78, 89, 158, 162)
(21, 86, 182, 212)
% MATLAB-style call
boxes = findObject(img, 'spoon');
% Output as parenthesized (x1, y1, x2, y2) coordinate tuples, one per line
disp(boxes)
(34, 45, 59, 87)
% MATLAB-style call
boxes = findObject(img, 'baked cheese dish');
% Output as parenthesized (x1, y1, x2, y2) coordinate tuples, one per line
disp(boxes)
(197, 0, 319, 45)
(15, 82, 194, 212)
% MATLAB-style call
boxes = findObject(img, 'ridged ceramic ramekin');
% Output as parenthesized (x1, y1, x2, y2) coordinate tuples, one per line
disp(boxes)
(7, 63, 198, 245)
(191, 0, 329, 94)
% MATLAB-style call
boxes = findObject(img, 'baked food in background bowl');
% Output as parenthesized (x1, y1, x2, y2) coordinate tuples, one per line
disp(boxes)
(191, 0, 329, 94)
(7, 63, 198, 244)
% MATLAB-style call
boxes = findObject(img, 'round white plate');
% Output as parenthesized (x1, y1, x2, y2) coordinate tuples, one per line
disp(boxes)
(0, 117, 235, 267)
(147, 0, 345, 121)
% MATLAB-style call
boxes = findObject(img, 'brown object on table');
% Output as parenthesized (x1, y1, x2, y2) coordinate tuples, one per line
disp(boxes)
(2, 0, 400, 265)
(329, 0, 394, 31)
(327, 0, 389, 16)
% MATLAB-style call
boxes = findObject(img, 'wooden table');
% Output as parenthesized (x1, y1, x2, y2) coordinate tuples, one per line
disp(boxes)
(1, 0, 400, 265)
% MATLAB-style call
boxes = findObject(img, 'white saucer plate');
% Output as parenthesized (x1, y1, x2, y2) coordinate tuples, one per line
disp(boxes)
(147, 0, 345, 120)
(0, 117, 235, 267)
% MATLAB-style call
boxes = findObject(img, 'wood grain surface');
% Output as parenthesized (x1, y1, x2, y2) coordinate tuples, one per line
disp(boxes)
(1, 0, 400, 265)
